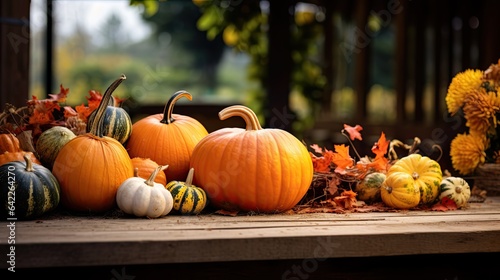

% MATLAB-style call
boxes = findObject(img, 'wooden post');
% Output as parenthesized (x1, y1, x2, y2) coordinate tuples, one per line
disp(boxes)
(265, 0, 293, 132)
(0, 0, 31, 108)
(353, 0, 370, 121)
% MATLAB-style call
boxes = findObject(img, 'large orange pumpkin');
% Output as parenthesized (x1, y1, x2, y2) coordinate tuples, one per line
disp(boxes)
(52, 75, 134, 212)
(189, 105, 313, 213)
(126, 91, 208, 181)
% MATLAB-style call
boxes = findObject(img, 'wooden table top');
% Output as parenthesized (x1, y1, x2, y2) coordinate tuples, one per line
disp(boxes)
(2, 197, 500, 269)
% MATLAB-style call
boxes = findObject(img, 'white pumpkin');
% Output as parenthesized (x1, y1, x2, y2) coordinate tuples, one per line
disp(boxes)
(116, 165, 173, 218)
(439, 176, 471, 208)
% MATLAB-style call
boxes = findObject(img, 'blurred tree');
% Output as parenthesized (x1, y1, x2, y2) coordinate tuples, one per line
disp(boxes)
(130, 0, 327, 135)
(133, 0, 227, 94)
(99, 13, 128, 51)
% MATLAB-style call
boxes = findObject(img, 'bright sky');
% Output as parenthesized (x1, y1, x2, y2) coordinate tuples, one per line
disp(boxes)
(30, 0, 152, 45)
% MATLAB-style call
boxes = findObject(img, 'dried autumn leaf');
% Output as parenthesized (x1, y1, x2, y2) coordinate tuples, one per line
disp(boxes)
(310, 152, 331, 173)
(326, 177, 340, 195)
(86, 90, 105, 110)
(431, 196, 458, 211)
(214, 209, 239, 216)
(73, 104, 95, 123)
(331, 144, 354, 174)
(371, 132, 389, 158)
(364, 156, 389, 173)
(310, 143, 324, 154)
(333, 189, 357, 209)
(27, 96, 60, 125)
(48, 84, 70, 103)
(344, 124, 363, 141)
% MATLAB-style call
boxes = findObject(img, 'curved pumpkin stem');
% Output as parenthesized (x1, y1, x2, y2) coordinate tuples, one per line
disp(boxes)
(161, 90, 192, 124)
(145, 165, 169, 186)
(185, 167, 195, 187)
(23, 153, 34, 172)
(219, 105, 262, 131)
(89, 74, 126, 137)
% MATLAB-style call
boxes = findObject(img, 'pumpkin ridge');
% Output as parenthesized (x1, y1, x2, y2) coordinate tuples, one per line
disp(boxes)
(272, 132, 285, 209)
(286, 132, 308, 208)
(226, 131, 248, 210)
(33, 164, 61, 212)
(274, 130, 297, 209)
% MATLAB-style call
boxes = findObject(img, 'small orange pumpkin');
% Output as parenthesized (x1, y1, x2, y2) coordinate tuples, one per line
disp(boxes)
(189, 105, 313, 213)
(126, 91, 208, 181)
(52, 75, 134, 212)
(0, 151, 41, 166)
(131, 157, 167, 186)
(0, 133, 22, 154)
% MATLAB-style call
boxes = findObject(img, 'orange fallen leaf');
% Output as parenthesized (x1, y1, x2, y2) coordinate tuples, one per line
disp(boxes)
(431, 197, 458, 211)
(333, 190, 357, 209)
(371, 132, 389, 159)
(344, 124, 363, 141)
(331, 144, 354, 174)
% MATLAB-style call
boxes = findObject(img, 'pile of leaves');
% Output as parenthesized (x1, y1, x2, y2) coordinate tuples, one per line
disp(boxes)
(294, 124, 450, 214)
(0, 85, 125, 149)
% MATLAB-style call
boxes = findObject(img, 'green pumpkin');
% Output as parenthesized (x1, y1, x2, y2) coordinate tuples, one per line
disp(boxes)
(35, 126, 76, 170)
(166, 168, 207, 215)
(355, 172, 386, 203)
(0, 154, 60, 220)
(87, 96, 132, 144)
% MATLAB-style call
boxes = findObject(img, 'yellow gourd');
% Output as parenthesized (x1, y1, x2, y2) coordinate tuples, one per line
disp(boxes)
(385, 154, 442, 205)
(381, 172, 420, 209)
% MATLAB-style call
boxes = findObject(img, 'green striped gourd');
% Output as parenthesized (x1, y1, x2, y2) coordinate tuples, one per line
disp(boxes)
(0, 154, 60, 220)
(166, 168, 207, 215)
(439, 176, 471, 208)
(355, 172, 386, 203)
(87, 91, 132, 144)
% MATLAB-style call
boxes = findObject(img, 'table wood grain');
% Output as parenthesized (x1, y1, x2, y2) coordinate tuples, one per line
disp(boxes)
(1, 197, 499, 269)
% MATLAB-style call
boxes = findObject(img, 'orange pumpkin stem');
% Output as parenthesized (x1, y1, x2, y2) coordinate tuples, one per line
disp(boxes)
(145, 165, 168, 186)
(218, 105, 263, 131)
(185, 167, 195, 187)
(161, 90, 192, 124)
(89, 74, 126, 137)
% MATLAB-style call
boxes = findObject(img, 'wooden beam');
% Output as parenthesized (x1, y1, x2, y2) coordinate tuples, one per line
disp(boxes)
(0, 0, 31, 108)
(394, 0, 408, 122)
(353, 0, 371, 120)
(265, 0, 294, 132)
(413, 0, 426, 122)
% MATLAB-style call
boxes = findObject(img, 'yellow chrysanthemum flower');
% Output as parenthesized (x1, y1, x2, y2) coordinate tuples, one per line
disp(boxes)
(446, 69, 484, 115)
(463, 88, 500, 134)
(450, 132, 488, 175)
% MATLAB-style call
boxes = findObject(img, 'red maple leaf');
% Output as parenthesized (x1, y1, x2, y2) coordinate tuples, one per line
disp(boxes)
(431, 196, 458, 211)
(344, 124, 363, 141)
(86, 90, 104, 110)
(27, 96, 60, 125)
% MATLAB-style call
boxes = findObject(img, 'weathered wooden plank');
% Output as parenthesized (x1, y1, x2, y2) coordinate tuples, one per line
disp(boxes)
(1, 197, 499, 268)
(7, 225, 500, 268)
